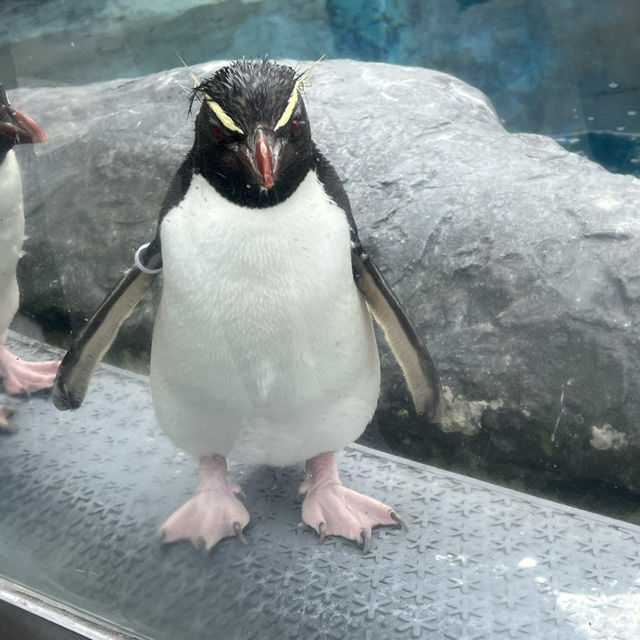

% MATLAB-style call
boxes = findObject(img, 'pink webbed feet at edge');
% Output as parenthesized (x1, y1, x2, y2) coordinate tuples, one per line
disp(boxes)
(159, 454, 250, 552)
(299, 451, 406, 552)
(0, 344, 60, 396)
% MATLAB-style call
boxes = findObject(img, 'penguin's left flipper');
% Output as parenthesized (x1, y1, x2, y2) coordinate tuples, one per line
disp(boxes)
(352, 246, 443, 422)
(314, 150, 443, 422)
(52, 247, 161, 411)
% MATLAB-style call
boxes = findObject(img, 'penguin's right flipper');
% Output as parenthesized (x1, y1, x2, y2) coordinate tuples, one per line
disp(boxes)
(52, 155, 191, 412)
(53, 248, 161, 411)
(351, 246, 443, 423)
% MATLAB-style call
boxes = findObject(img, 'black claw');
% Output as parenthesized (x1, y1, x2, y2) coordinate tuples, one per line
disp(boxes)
(360, 528, 371, 554)
(233, 521, 248, 545)
(390, 511, 408, 531)
(318, 521, 326, 544)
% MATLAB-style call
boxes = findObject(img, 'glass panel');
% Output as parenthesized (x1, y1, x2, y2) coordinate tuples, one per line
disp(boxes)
(2, 1, 640, 638)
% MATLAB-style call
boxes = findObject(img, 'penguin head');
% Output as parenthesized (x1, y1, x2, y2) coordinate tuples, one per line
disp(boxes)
(0, 84, 47, 160)
(190, 59, 314, 208)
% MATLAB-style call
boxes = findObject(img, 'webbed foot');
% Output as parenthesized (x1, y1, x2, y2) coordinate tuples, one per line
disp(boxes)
(0, 345, 60, 395)
(160, 455, 250, 552)
(299, 451, 406, 552)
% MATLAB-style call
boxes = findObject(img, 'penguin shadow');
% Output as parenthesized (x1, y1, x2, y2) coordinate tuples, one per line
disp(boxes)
(355, 414, 392, 453)
(236, 463, 307, 532)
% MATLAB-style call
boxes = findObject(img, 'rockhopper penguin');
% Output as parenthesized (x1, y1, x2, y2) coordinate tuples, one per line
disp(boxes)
(0, 84, 59, 431)
(54, 59, 443, 552)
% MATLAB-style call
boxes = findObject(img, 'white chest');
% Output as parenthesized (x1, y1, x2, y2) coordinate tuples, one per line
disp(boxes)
(0, 150, 25, 276)
(157, 171, 358, 344)
(150, 171, 380, 464)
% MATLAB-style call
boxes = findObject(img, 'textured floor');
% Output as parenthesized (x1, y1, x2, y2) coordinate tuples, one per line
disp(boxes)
(1, 332, 639, 640)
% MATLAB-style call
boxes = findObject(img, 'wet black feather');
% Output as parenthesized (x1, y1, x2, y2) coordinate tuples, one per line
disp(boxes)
(190, 58, 300, 134)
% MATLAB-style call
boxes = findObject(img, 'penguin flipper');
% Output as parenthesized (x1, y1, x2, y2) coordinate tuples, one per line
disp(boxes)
(53, 150, 191, 411)
(313, 148, 442, 421)
(351, 247, 443, 422)
(53, 251, 161, 411)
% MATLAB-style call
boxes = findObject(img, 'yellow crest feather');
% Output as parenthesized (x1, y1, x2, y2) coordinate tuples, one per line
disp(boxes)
(173, 49, 200, 88)
(203, 95, 245, 134)
(274, 57, 324, 131)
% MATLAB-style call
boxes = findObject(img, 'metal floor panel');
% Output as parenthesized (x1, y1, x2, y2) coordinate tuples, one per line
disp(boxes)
(1, 332, 639, 640)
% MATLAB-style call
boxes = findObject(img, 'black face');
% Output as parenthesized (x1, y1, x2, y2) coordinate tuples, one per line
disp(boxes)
(190, 59, 315, 208)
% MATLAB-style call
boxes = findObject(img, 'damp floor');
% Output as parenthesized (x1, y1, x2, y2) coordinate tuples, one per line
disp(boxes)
(1, 332, 639, 640)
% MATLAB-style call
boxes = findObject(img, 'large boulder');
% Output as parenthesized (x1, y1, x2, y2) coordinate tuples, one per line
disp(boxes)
(11, 59, 640, 499)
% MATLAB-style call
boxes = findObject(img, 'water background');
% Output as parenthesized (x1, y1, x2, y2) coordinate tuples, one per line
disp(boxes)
(2, 0, 639, 177)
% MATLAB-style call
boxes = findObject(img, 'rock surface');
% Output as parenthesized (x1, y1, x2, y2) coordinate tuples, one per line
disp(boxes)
(11, 59, 640, 500)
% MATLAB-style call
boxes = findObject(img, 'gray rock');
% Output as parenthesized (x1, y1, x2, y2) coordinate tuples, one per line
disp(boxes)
(11, 59, 640, 497)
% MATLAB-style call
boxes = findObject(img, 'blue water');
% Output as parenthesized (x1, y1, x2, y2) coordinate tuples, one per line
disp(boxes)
(1, 0, 638, 176)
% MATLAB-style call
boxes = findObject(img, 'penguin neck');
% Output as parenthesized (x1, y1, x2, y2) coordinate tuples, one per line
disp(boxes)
(192, 140, 317, 210)
(0, 137, 15, 165)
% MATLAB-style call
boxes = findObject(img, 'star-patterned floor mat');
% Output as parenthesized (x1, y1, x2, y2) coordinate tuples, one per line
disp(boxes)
(1, 332, 639, 640)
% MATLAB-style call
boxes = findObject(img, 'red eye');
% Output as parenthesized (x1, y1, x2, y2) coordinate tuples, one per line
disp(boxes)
(211, 125, 224, 139)
(290, 120, 300, 133)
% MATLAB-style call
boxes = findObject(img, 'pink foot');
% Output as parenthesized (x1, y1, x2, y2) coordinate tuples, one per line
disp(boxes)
(0, 345, 60, 396)
(159, 455, 250, 552)
(0, 405, 16, 433)
(299, 451, 406, 552)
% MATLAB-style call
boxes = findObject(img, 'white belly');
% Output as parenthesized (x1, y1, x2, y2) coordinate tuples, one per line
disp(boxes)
(0, 150, 24, 341)
(150, 172, 380, 465)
